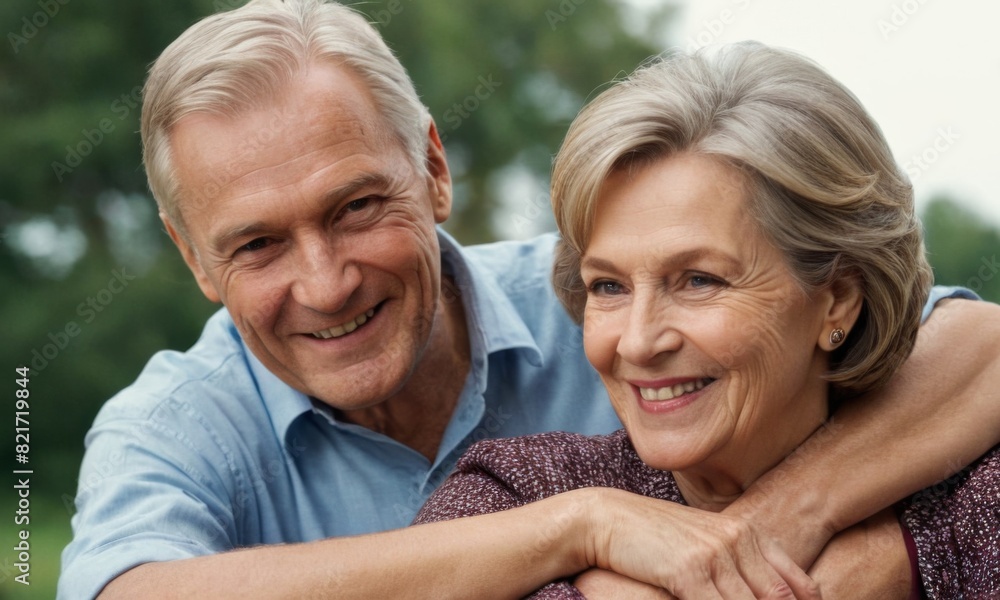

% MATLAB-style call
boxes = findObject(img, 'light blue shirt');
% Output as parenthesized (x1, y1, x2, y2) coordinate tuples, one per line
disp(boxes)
(58, 229, 977, 599)
(59, 231, 619, 599)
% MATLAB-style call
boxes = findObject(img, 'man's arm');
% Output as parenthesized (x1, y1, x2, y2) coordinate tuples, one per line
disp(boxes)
(807, 509, 912, 599)
(573, 509, 911, 600)
(101, 487, 819, 600)
(727, 298, 1000, 566)
(100, 491, 586, 600)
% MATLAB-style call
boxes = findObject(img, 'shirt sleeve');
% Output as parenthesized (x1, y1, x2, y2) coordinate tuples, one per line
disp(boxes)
(900, 445, 1000, 598)
(58, 398, 241, 600)
(921, 285, 980, 322)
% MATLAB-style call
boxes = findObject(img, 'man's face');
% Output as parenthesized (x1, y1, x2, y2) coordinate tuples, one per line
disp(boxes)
(166, 63, 453, 411)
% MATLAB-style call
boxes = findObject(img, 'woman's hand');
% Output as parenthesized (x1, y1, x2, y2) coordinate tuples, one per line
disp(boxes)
(577, 488, 821, 599)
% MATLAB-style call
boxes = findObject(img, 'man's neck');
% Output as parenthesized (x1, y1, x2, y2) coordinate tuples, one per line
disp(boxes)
(335, 276, 471, 462)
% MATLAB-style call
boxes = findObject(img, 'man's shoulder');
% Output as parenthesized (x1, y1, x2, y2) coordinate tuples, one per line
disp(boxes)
(93, 308, 255, 425)
(461, 233, 560, 294)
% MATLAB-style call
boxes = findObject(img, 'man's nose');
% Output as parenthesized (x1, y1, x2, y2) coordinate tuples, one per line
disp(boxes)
(289, 236, 361, 314)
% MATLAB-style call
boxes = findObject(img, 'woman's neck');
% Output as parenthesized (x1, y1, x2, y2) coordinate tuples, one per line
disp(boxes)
(672, 376, 830, 512)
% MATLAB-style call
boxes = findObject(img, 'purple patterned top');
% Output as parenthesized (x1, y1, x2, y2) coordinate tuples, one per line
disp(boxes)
(413, 429, 1000, 599)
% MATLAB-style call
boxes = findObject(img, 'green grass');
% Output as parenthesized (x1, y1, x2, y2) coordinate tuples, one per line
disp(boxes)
(0, 494, 73, 600)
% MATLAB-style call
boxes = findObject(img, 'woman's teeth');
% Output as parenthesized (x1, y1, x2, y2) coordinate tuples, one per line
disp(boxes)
(639, 378, 712, 401)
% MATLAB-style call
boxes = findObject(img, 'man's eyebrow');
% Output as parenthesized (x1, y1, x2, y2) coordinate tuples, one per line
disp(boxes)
(209, 172, 395, 253)
(322, 172, 395, 205)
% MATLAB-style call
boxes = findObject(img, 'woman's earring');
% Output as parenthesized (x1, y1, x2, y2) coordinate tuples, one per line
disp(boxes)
(829, 328, 846, 346)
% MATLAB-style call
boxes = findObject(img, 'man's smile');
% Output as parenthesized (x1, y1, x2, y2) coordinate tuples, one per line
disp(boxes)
(311, 307, 377, 339)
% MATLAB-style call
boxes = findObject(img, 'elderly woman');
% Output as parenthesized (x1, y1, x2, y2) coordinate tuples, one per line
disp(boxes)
(414, 43, 998, 598)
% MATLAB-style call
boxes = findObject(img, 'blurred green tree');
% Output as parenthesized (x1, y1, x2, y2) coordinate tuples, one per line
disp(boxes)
(2, 2, 996, 597)
(923, 196, 1000, 303)
(2, 1, 668, 596)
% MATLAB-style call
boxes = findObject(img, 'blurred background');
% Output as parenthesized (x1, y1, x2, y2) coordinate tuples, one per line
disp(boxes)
(2, 0, 997, 597)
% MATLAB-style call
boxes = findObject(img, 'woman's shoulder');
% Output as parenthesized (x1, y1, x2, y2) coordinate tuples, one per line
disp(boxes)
(455, 430, 631, 497)
(901, 443, 1000, 596)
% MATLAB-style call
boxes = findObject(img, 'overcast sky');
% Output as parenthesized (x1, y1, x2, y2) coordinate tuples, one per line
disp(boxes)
(626, 0, 1000, 228)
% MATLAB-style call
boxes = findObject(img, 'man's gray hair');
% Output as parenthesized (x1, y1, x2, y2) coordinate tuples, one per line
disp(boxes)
(141, 0, 431, 236)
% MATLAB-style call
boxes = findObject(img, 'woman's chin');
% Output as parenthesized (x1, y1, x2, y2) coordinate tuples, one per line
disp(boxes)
(630, 433, 710, 473)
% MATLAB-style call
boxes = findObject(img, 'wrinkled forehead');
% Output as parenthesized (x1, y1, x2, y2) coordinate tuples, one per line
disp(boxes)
(582, 152, 752, 247)
(168, 63, 400, 213)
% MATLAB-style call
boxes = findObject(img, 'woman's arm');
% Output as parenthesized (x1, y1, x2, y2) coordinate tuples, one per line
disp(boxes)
(727, 298, 1000, 566)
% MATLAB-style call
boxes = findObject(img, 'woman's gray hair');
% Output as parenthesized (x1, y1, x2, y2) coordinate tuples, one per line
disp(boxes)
(141, 0, 431, 237)
(551, 41, 932, 397)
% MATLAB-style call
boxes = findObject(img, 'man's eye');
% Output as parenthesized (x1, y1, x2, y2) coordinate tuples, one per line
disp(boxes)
(345, 198, 371, 212)
(239, 238, 270, 253)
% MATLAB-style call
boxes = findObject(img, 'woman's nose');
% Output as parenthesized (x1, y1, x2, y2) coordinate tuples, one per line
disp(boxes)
(616, 292, 682, 366)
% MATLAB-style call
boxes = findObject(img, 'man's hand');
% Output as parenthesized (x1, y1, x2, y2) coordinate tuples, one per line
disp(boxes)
(582, 488, 820, 599)
(574, 569, 675, 599)
(726, 298, 1000, 569)
(808, 509, 911, 599)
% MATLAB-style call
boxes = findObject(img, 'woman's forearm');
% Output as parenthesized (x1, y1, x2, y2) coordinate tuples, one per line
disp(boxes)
(728, 298, 1000, 566)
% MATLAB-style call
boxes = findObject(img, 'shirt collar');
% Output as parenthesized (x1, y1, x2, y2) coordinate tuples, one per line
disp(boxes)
(437, 227, 543, 371)
(242, 227, 544, 446)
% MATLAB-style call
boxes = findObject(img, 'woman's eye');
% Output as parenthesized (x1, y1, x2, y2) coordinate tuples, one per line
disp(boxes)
(590, 280, 624, 296)
(689, 274, 723, 289)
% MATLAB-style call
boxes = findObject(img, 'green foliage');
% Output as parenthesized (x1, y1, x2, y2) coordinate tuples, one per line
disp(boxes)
(923, 196, 1000, 303)
(363, 0, 668, 242)
(1, 1, 997, 597)
(2, 1, 665, 595)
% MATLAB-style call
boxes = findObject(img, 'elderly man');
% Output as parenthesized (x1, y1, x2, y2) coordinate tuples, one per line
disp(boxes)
(60, 0, 1000, 598)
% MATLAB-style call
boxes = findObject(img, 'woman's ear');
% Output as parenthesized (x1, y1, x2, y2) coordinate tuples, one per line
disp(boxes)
(818, 274, 864, 352)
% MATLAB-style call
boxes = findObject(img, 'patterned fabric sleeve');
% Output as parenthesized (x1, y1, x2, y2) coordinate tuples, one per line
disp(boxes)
(413, 432, 627, 599)
(900, 445, 1000, 598)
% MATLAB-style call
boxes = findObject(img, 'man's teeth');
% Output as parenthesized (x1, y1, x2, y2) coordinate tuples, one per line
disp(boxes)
(639, 378, 711, 401)
(312, 309, 375, 339)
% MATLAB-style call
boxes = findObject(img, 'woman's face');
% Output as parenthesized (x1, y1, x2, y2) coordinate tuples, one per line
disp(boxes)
(581, 153, 835, 485)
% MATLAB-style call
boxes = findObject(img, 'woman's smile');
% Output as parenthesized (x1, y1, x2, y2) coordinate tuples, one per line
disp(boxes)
(582, 152, 834, 482)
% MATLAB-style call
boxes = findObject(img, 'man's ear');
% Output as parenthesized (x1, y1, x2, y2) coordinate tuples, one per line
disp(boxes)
(817, 273, 864, 351)
(161, 212, 222, 304)
(423, 121, 452, 224)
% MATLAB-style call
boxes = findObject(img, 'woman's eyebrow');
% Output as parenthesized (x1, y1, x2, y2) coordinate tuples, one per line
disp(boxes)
(581, 247, 741, 273)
